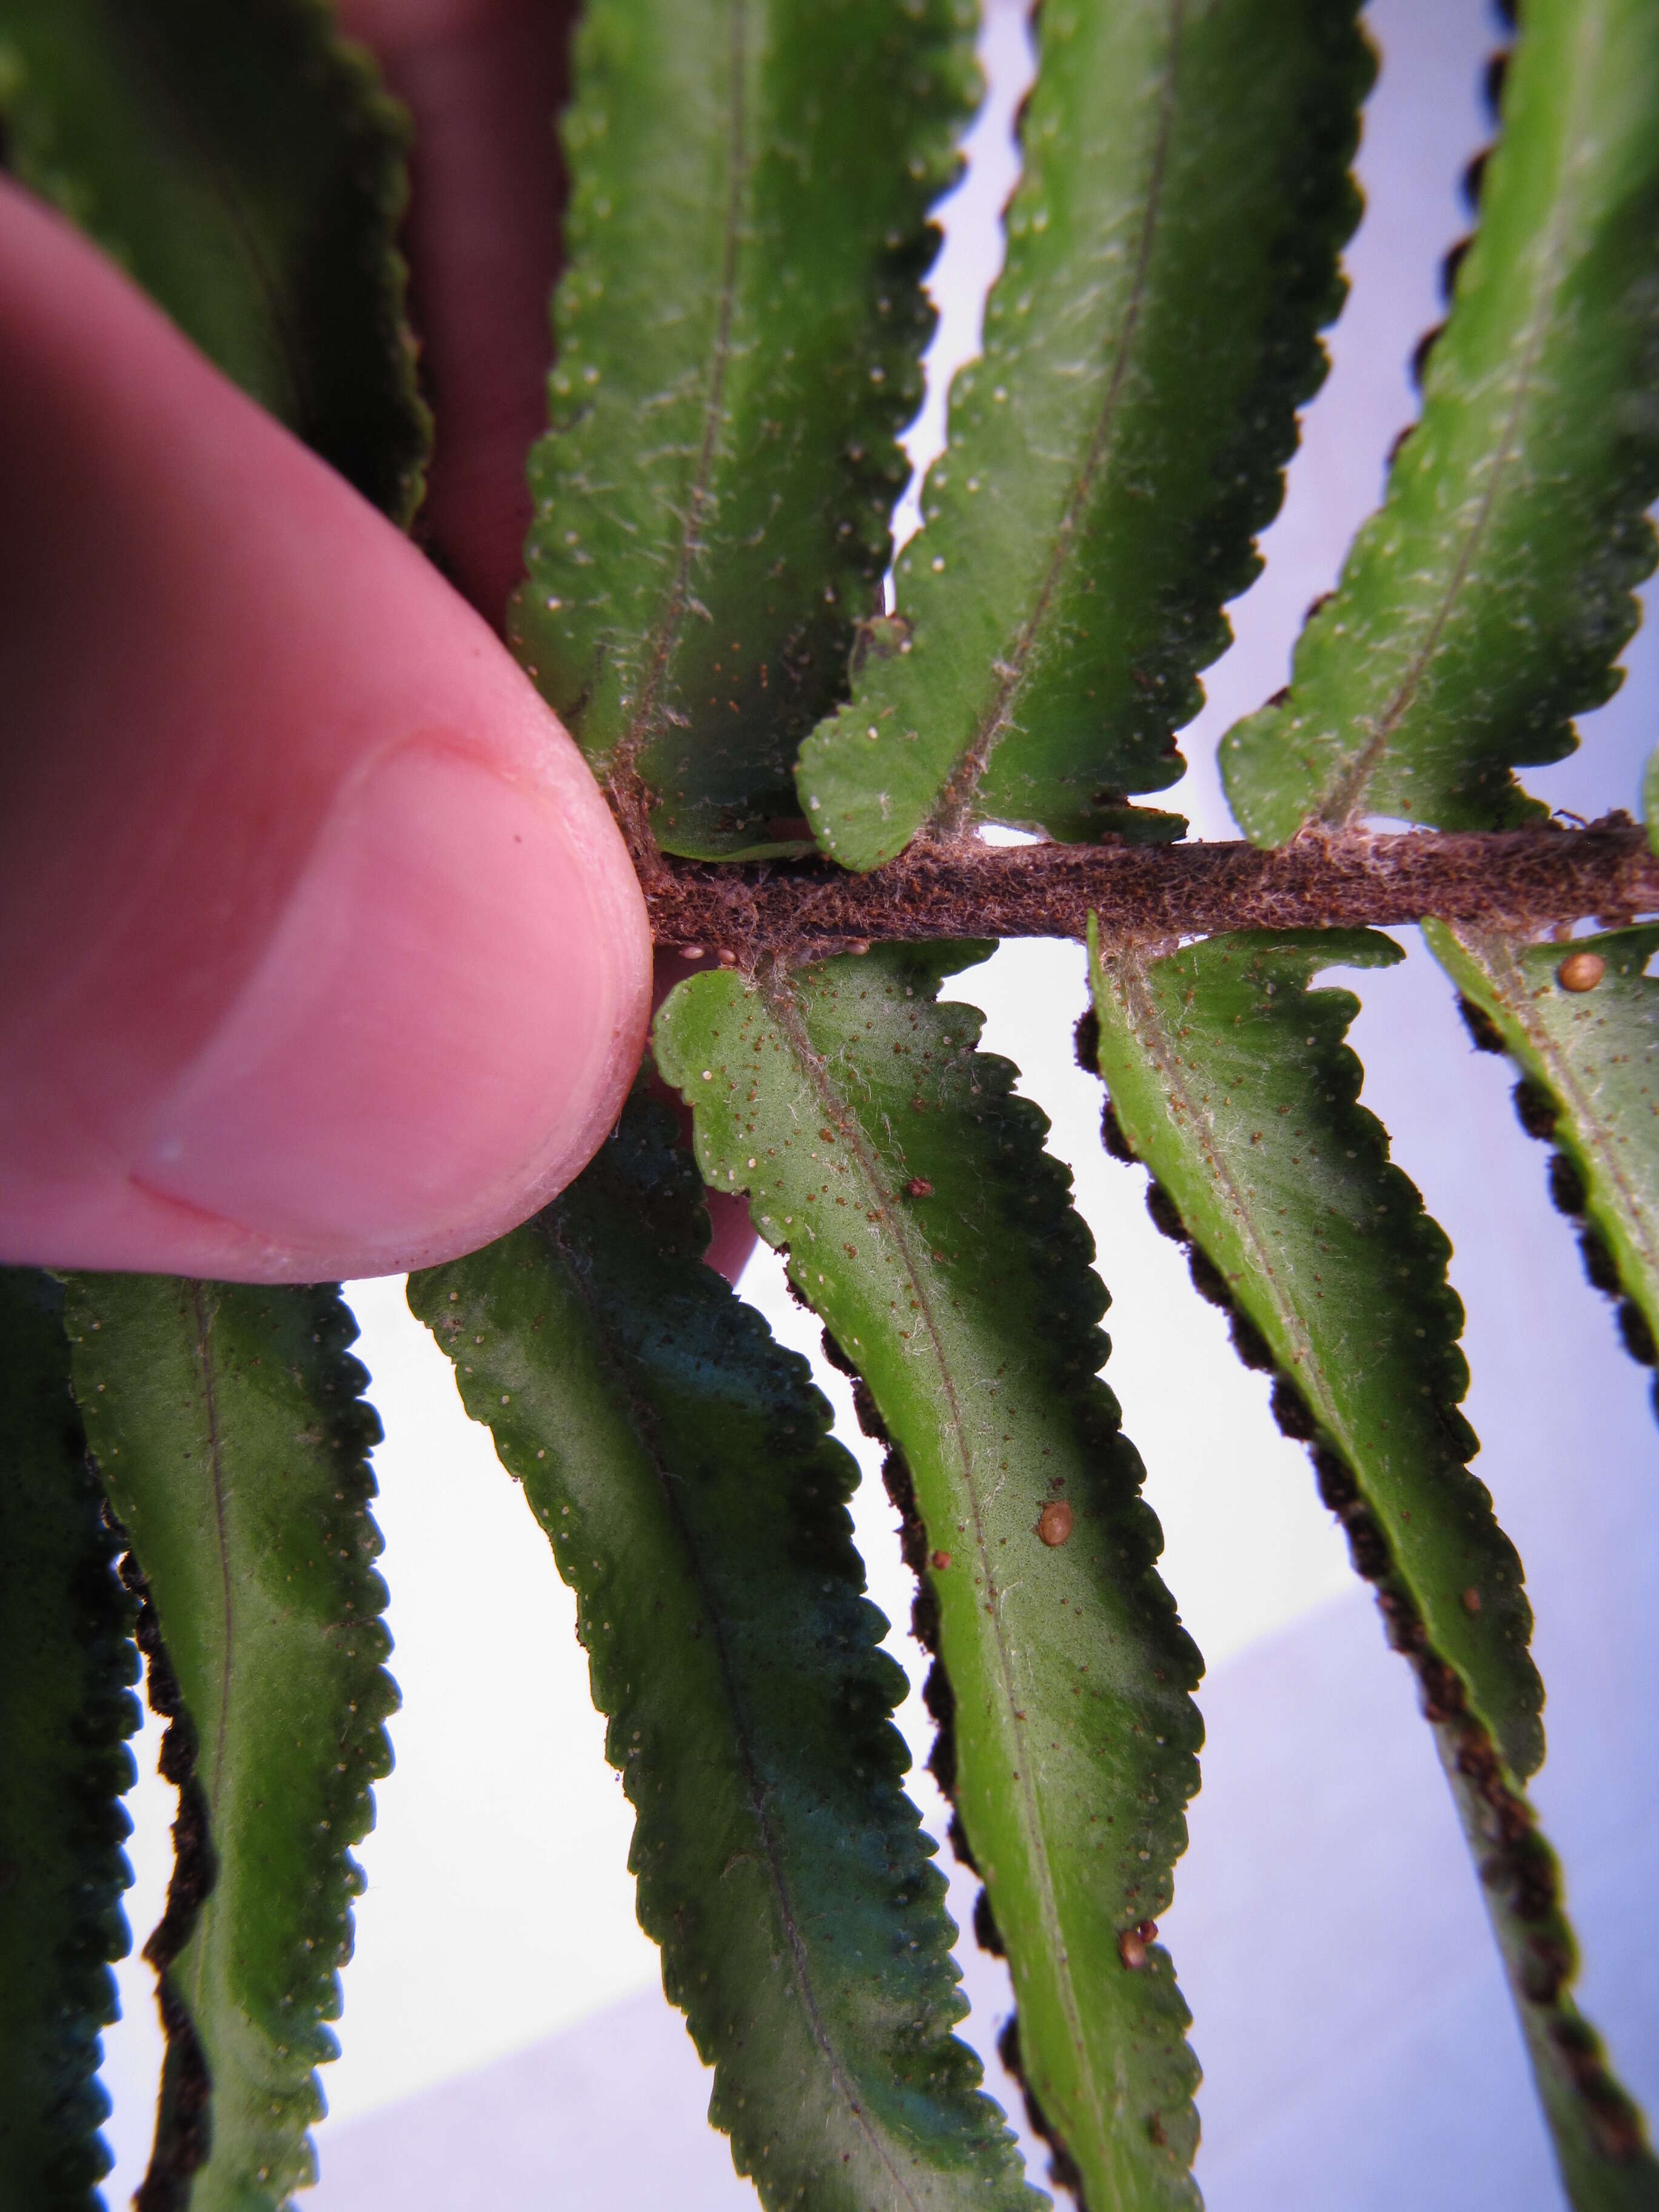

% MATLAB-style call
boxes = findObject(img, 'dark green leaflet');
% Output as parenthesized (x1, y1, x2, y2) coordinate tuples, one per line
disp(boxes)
(409, 1091, 1039, 2212)
(8, 8, 418, 2199)
(657, 949, 1204, 2210)
(1088, 927, 1537, 1772)
(1222, 0, 1659, 844)
(1088, 926, 1657, 2205)
(64, 1279, 396, 2212)
(796, 0, 1370, 868)
(1427, 921, 1659, 1387)
(0, 0, 429, 521)
(510, 0, 976, 861)
(0, 1269, 139, 2210)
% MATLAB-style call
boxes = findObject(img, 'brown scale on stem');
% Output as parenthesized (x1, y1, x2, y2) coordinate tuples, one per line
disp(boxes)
(637, 817, 1659, 966)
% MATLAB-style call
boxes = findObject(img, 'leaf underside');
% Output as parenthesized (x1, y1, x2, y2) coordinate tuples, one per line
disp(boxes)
(657, 947, 1204, 2211)
(411, 1089, 1039, 2212)
(0, 0, 430, 522)
(795, 0, 1371, 868)
(65, 1279, 397, 2212)
(1089, 927, 1538, 1772)
(1087, 926, 1657, 2206)
(1427, 922, 1659, 1407)
(0, 1269, 140, 2211)
(1222, 0, 1659, 844)
(509, 0, 977, 860)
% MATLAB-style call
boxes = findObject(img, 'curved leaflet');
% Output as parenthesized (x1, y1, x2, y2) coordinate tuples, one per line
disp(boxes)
(410, 1091, 1038, 2212)
(0, 0, 429, 521)
(1428, 921, 1659, 1394)
(1088, 925, 1657, 2205)
(1088, 927, 1537, 1770)
(657, 948, 1204, 2210)
(65, 1279, 396, 2212)
(1223, 0, 1659, 843)
(797, 0, 1370, 867)
(0, 1269, 139, 2210)
(511, 0, 976, 859)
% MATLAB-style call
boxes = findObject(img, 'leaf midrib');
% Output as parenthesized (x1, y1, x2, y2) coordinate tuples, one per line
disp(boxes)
(1112, 950, 1326, 1399)
(760, 967, 1104, 2159)
(1315, 5, 1600, 830)
(928, 0, 1186, 834)
(1107, 945, 1537, 1777)
(617, 0, 750, 791)
(539, 1213, 925, 2208)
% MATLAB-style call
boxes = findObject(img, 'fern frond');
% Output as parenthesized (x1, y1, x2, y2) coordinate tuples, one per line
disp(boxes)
(1222, 0, 1659, 843)
(1089, 927, 1537, 1769)
(796, 0, 1371, 868)
(657, 949, 1204, 2209)
(64, 1279, 397, 2211)
(411, 1090, 1041, 2212)
(1088, 924, 1658, 2205)
(509, 0, 977, 860)
(0, 1269, 140, 2211)
(1427, 921, 1659, 1401)
(0, 0, 429, 521)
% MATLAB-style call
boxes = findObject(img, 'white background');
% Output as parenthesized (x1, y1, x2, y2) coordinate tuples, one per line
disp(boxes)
(100, 0, 1658, 2204)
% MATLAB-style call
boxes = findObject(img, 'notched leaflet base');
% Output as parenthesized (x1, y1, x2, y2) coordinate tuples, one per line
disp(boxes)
(1429, 920, 1659, 1396)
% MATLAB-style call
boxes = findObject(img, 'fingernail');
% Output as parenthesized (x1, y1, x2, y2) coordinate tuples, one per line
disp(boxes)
(139, 736, 648, 1273)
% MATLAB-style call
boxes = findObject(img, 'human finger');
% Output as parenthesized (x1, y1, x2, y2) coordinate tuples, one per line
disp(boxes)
(0, 181, 651, 1282)
(340, 0, 759, 1281)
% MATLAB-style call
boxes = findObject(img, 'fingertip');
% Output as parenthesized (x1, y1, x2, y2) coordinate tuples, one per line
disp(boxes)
(139, 727, 652, 1279)
(0, 181, 649, 1280)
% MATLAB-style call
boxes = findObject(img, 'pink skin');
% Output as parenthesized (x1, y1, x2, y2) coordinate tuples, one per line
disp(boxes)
(0, 179, 649, 1281)
(342, 0, 579, 620)
(1, 0, 759, 1285)
(344, 0, 756, 1276)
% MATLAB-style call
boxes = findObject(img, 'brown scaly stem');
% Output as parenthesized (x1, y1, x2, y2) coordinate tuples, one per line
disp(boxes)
(635, 814, 1659, 962)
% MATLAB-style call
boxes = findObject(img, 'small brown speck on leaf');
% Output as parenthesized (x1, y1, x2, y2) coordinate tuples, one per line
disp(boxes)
(1118, 1928, 1147, 1969)
(1038, 1501, 1074, 1547)
(907, 1178, 934, 1198)
(931, 1549, 951, 1572)
(1558, 950, 1606, 993)
(1462, 1586, 1482, 1614)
